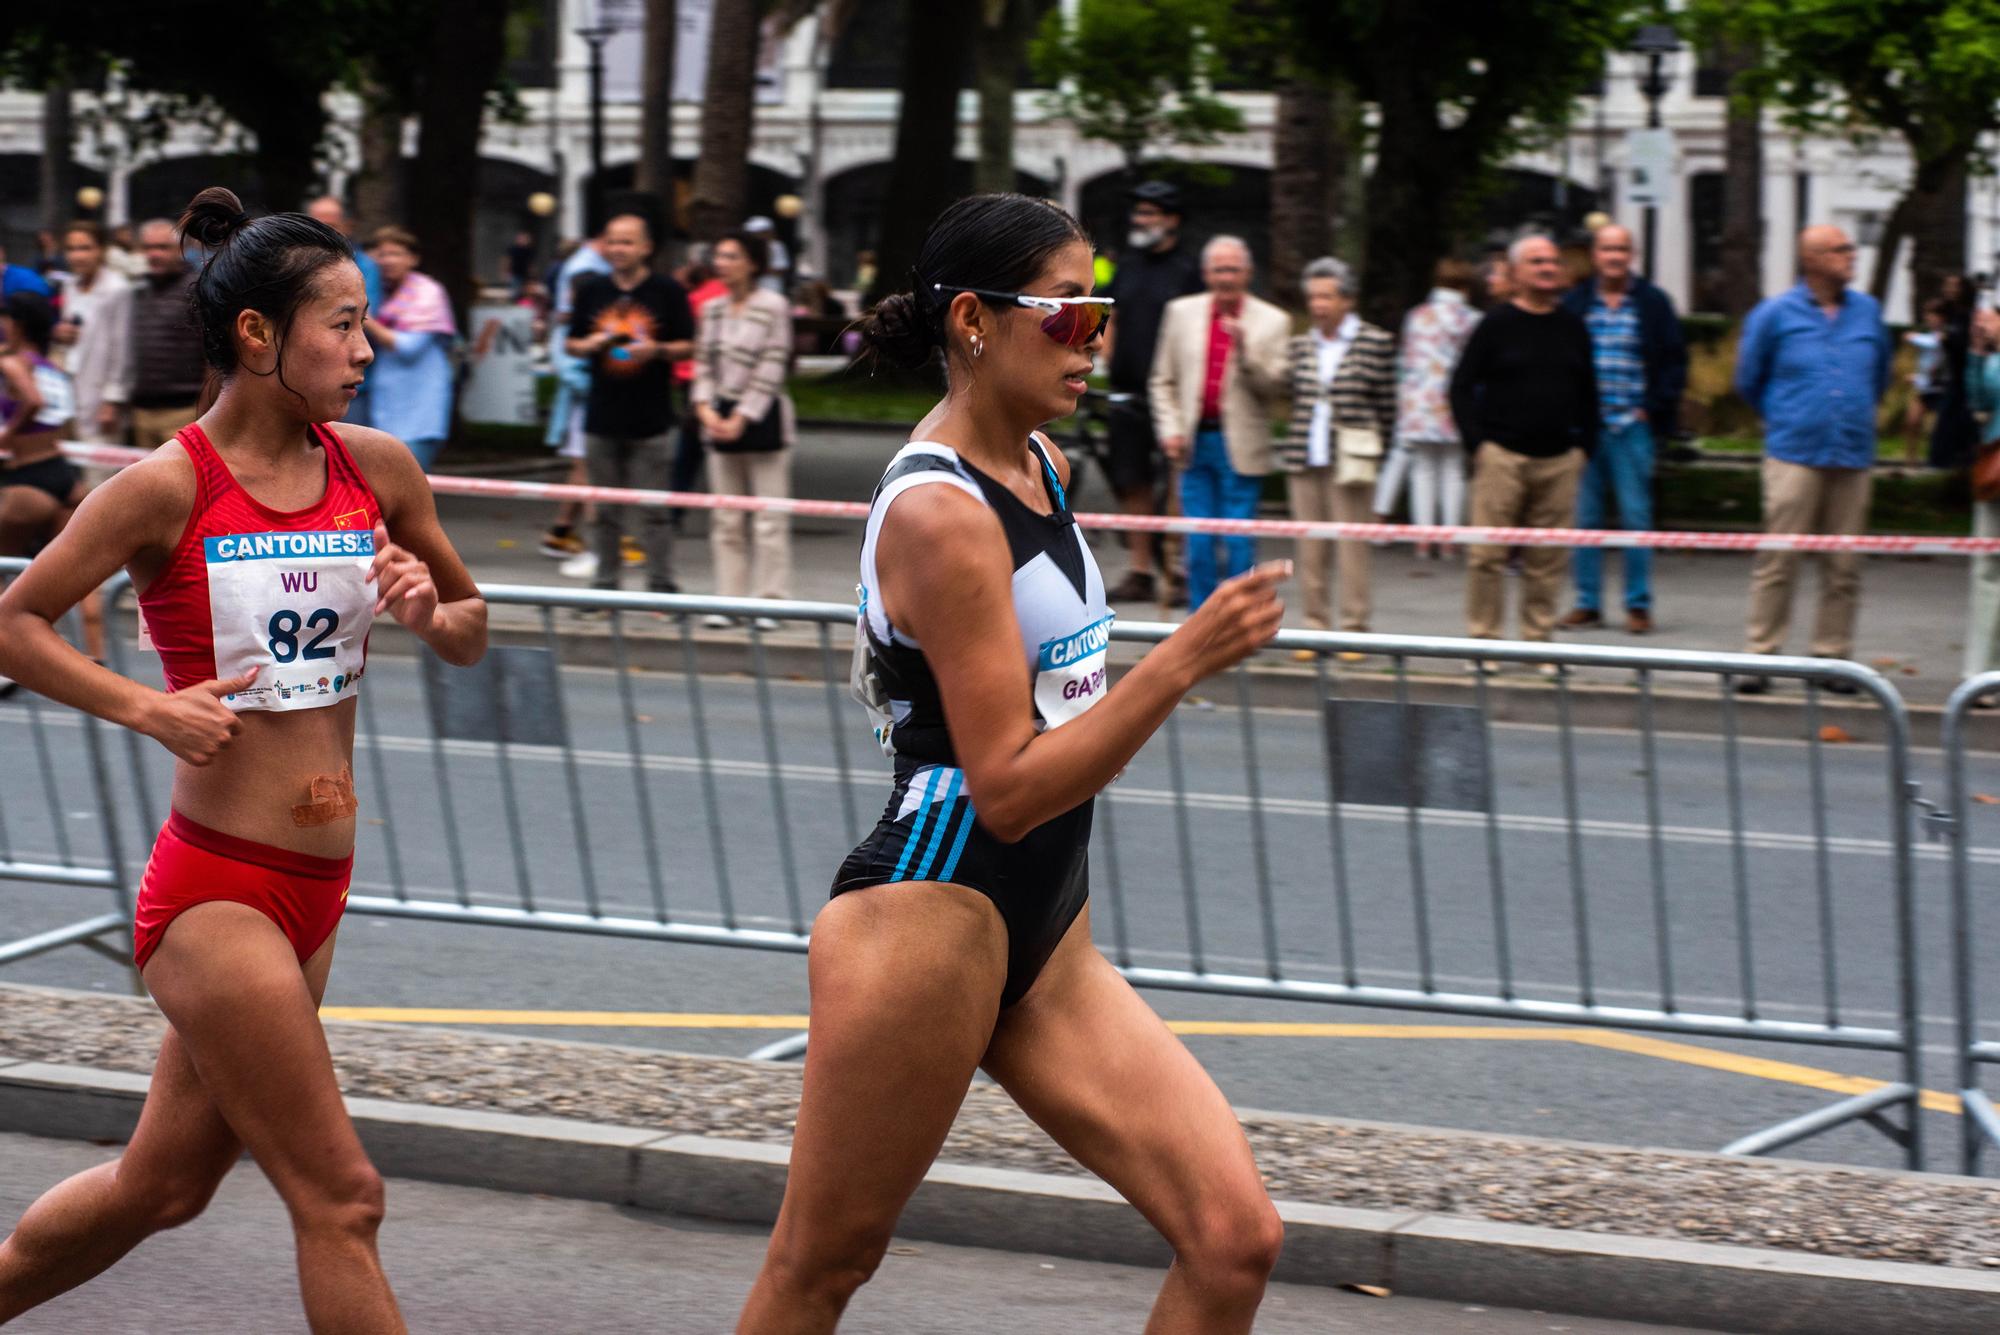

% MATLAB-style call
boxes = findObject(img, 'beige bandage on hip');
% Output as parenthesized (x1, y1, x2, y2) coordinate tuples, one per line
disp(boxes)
(292, 764, 359, 827)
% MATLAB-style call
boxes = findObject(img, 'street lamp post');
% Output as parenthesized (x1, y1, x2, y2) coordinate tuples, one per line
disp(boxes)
(576, 23, 614, 232)
(1630, 24, 1682, 279)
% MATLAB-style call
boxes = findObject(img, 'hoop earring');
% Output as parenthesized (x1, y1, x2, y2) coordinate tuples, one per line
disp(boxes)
(972, 335, 984, 358)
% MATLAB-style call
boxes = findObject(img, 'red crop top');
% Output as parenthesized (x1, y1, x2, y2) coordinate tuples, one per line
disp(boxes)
(137, 423, 382, 712)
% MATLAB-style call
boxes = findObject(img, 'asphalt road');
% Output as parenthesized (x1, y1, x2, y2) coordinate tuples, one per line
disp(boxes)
(6, 639, 1999, 1174)
(0, 1132, 1718, 1335)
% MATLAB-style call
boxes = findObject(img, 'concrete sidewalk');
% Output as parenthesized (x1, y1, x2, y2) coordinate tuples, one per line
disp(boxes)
(0, 1131, 1713, 1334)
(7, 985, 2000, 1334)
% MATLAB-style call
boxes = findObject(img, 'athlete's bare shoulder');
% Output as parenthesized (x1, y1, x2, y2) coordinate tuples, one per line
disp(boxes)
(323, 421, 426, 498)
(323, 420, 412, 471)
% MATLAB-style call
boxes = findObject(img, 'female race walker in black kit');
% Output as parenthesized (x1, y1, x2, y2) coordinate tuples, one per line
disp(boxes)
(737, 194, 1290, 1333)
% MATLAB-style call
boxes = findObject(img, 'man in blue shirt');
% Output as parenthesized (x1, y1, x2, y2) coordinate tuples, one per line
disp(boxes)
(1559, 223, 1686, 635)
(1732, 225, 1891, 690)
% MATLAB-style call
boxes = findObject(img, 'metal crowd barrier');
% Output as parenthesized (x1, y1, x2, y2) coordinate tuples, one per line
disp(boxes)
(1939, 671, 2000, 1174)
(0, 558, 134, 977)
(11, 574, 1933, 1170)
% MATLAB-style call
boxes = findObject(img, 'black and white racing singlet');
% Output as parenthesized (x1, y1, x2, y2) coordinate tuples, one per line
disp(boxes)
(851, 437, 1113, 766)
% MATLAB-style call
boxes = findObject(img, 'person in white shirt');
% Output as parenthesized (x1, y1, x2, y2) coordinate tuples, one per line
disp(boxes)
(1278, 257, 1396, 635)
(52, 222, 132, 446)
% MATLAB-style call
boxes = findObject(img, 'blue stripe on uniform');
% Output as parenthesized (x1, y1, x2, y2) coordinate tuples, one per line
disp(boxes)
(911, 770, 964, 880)
(890, 767, 944, 881)
(937, 800, 978, 883)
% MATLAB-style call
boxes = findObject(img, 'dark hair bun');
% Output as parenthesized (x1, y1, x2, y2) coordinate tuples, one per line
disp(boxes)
(178, 187, 250, 250)
(859, 291, 936, 372)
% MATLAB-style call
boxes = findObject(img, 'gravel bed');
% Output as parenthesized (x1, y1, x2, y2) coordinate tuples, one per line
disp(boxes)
(6, 982, 1999, 1271)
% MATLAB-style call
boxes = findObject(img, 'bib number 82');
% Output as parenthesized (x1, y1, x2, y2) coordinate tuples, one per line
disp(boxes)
(268, 608, 339, 663)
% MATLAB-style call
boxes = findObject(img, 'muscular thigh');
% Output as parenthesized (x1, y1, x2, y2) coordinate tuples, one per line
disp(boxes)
(119, 924, 341, 1199)
(981, 909, 1267, 1241)
(777, 885, 1008, 1238)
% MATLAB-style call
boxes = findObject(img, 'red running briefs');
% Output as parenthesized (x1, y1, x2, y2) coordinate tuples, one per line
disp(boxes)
(133, 811, 353, 970)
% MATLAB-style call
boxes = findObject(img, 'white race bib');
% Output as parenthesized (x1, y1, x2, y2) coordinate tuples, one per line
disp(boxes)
(203, 529, 376, 712)
(1034, 614, 1113, 730)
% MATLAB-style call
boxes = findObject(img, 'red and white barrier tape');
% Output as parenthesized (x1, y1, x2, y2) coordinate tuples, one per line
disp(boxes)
(49, 440, 2000, 557)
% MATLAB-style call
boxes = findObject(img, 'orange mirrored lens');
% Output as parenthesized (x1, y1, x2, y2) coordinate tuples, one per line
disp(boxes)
(1040, 301, 1112, 348)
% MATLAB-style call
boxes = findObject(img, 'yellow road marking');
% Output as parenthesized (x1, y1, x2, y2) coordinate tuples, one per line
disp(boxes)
(316, 1007, 1961, 1114)
(1566, 1029, 1963, 1115)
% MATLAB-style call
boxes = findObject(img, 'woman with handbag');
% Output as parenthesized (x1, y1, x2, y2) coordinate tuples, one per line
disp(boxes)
(693, 230, 795, 628)
(1279, 257, 1396, 643)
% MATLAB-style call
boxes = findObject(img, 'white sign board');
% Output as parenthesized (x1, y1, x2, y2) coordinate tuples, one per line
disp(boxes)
(1624, 128, 1677, 210)
(460, 304, 540, 426)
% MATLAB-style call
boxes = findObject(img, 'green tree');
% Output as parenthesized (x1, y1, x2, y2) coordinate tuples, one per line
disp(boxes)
(689, 0, 763, 241)
(1279, 0, 1644, 327)
(2, 3, 361, 216)
(1686, 0, 2000, 309)
(4, 1, 541, 320)
(1030, 0, 1245, 179)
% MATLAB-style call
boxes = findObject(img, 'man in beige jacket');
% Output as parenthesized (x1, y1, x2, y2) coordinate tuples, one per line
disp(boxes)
(1148, 236, 1292, 611)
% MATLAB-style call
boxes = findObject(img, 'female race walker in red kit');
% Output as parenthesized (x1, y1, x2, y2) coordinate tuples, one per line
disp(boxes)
(736, 194, 1289, 1334)
(0, 188, 485, 1333)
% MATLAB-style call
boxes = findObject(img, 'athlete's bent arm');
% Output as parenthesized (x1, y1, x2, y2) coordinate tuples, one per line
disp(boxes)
(0, 457, 251, 764)
(340, 424, 487, 666)
(876, 484, 1281, 843)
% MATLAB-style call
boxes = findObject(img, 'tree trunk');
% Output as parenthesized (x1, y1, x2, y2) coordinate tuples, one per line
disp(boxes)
(635, 0, 678, 199)
(1867, 192, 1914, 302)
(409, 0, 511, 324)
(39, 80, 75, 237)
(1906, 150, 1969, 314)
(688, 0, 761, 241)
(353, 79, 403, 238)
(247, 84, 328, 217)
(1360, 60, 1454, 331)
(871, 0, 976, 304)
(1716, 39, 1763, 320)
(972, 0, 1026, 195)
(1330, 78, 1365, 269)
(1270, 75, 1334, 312)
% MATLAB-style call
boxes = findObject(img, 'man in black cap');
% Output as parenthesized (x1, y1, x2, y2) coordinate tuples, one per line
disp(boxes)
(1101, 180, 1205, 605)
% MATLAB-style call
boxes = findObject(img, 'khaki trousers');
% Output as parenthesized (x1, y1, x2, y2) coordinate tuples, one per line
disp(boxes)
(1286, 466, 1373, 631)
(1464, 442, 1585, 642)
(708, 448, 792, 600)
(129, 404, 198, 449)
(1744, 457, 1873, 658)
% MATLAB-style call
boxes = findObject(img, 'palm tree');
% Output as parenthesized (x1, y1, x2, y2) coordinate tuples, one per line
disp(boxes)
(1270, 74, 1335, 311)
(407, 0, 512, 320)
(689, 0, 761, 240)
(871, 0, 978, 302)
(634, 0, 678, 199)
(1716, 38, 1762, 319)
(973, 0, 1050, 195)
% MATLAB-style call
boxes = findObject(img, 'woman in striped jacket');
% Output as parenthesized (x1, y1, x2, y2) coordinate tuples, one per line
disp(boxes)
(1280, 257, 1397, 639)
